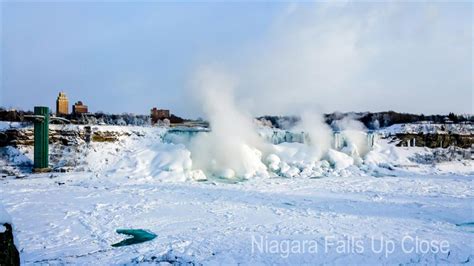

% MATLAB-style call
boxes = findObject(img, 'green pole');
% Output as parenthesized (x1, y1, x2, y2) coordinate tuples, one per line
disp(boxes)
(33, 106, 49, 171)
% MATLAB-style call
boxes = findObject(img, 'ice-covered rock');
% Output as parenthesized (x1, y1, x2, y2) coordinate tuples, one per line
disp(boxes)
(187, 169, 207, 181)
(327, 149, 354, 170)
(216, 168, 236, 179)
(0, 204, 19, 266)
(265, 154, 281, 172)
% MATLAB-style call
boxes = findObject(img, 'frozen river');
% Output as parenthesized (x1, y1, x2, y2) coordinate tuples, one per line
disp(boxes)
(1, 172, 472, 264)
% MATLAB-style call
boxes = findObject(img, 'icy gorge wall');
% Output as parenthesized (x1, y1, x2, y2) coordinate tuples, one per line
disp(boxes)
(0, 126, 128, 147)
(0, 119, 381, 180)
(0, 118, 472, 180)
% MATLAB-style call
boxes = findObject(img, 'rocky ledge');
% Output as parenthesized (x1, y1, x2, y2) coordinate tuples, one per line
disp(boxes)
(395, 133, 474, 149)
(0, 223, 20, 266)
(0, 127, 131, 147)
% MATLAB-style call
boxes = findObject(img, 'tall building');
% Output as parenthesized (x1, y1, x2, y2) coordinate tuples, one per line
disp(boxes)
(56, 92, 69, 115)
(73, 101, 88, 114)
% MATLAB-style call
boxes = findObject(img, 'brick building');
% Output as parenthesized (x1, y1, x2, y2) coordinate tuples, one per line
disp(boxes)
(73, 101, 88, 114)
(150, 108, 170, 125)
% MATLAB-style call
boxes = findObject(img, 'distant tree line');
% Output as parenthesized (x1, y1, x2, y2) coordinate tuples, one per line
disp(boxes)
(0, 108, 185, 126)
(259, 111, 473, 130)
(70, 112, 151, 126)
(0, 108, 33, 122)
(1, 107, 471, 128)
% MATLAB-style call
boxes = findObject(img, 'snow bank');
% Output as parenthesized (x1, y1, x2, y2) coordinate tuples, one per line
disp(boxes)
(0, 122, 26, 130)
(105, 142, 196, 182)
(327, 149, 354, 170)
(152, 144, 192, 172)
(1, 146, 33, 166)
(127, 129, 472, 179)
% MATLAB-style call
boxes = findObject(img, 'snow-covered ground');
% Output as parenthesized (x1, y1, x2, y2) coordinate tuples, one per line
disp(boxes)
(0, 123, 473, 264)
(1, 172, 473, 264)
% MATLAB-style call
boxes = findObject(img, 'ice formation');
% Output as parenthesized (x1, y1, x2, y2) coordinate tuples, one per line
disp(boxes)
(100, 122, 382, 180)
(188, 67, 268, 179)
(0, 123, 405, 182)
(170, 67, 388, 180)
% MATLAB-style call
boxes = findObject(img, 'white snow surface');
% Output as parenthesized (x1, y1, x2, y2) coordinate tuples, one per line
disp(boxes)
(0, 121, 26, 130)
(1, 173, 473, 264)
(0, 124, 473, 264)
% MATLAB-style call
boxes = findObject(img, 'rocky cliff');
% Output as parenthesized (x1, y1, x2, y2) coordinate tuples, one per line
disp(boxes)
(395, 133, 474, 149)
(0, 223, 20, 266)
(0, 127, 129, 147)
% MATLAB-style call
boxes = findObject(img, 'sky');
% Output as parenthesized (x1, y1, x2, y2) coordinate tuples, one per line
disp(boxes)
(1, 1, 472, 118)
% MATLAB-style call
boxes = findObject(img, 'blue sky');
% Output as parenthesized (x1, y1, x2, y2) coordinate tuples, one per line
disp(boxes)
(1, 1, 472, 117)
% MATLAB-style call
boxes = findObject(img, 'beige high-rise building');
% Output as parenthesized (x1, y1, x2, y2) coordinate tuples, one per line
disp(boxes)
(56, 92, 69, 115)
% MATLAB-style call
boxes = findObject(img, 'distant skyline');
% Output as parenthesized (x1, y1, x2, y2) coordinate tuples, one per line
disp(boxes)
(1, 1, 472, 118)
